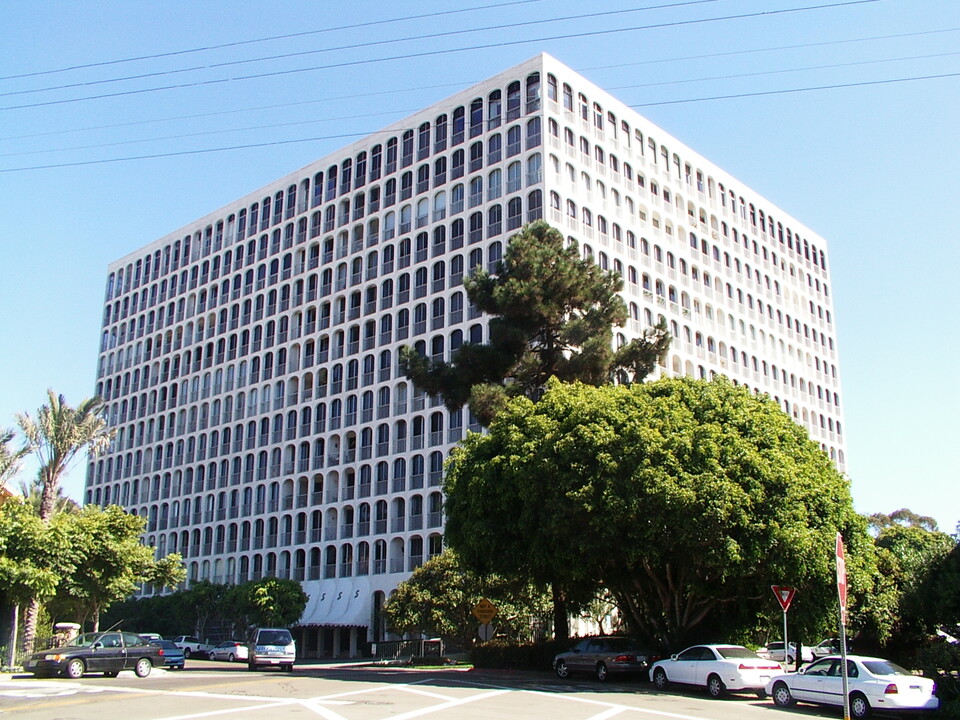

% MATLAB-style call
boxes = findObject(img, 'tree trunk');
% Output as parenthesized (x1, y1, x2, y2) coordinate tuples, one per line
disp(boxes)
(92, 605, 100, 632)
(552, 585, 568, 643)
(21, 596, 41, 657)
(6, 604, 18, 668)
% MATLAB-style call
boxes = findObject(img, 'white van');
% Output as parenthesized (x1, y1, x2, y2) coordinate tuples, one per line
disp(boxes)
(247, 627, 296, 671)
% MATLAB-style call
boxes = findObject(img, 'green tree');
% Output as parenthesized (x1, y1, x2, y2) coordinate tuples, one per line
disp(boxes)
(444, 377, 872, 651)
(233, 577, 308, 629)
(17, 476, 80, 517)
(399, 221, 670, 424)
(0, 499, 65, 666)
(384, 549, 549, 650)
(16, 390, 114, 654)
(50, 505, 185, 631)
(400, 221, 670, 638)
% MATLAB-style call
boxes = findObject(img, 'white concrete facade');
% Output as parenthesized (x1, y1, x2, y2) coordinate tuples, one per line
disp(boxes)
(88, 54, 845, 653)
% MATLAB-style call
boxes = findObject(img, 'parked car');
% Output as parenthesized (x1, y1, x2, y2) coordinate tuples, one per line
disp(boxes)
(247, 627, 296, 671)
(649, 644, 783, 698)
(761, 641, 814, 664)
(172, 635, 213, 659)
(24, 631, 163, 679)
(553, 636, 657, 681)
(211, 641, 249, 662)
(149, 639, 185, 670)
(810, 638, 844, 659)
(766, 655, 939, 719)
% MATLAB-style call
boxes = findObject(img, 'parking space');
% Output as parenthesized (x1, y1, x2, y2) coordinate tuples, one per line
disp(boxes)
(0, 664, 826, 720)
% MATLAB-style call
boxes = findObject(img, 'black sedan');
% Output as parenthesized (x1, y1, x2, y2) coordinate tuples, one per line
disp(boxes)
(554, 636, 657, 681)
(25, 631, 164, 679)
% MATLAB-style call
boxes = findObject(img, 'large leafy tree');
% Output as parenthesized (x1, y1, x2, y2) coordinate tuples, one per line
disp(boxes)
(400, 221, 670, 638)
(399, 221, 670, 424)
(384, 549, 549, 650)
(238, 577, 309, 629)
(0, 499, 65, 666)
(444, 377, 872, 650)
(50, 505, 185, 631)
(16, 390, 113, 653)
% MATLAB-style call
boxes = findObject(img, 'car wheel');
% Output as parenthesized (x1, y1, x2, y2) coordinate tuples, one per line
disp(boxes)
(65, 658, 85, 679)
(772, 682, 795, 708)
(707, 674, 726, 698)
(596, 662, 609, 682)
(183, 648, 191, 658)
(228, 653, 235, 662)
(653, 667, 669, 690)
(555, 660, 570, 679)
(755, 689, 768, 699)
(134, 658, 152, 678)
(850, 692, 870, 719)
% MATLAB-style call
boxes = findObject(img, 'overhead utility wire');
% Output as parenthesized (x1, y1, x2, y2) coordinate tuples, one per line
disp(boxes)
(1, 0, 727, 99)
(0, 0, 543, 81)
(0, 0, 879, 112)
(6, 48, 957, 159)
(3, 68, 956, 174)
(2, 24, 954, 143)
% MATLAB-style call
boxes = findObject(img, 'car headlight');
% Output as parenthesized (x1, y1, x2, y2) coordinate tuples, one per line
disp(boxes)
(43, 654, 65, 662)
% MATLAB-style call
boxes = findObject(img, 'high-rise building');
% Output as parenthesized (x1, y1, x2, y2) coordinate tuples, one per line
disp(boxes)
(88, 54, 844, 657)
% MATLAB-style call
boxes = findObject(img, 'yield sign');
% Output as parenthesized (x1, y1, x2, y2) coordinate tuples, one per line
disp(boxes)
(771, 585, 796, 612)
(836, 533, 848, 618)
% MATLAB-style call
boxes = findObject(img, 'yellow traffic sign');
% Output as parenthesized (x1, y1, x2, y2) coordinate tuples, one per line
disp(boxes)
(472, 598, 497, 623)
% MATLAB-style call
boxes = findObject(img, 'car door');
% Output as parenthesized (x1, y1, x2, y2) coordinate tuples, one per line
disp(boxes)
(792, 658, 834, 702)
(693, 647, 720, 686)
(670, 646, 703, 684)
(121, 632, 149, 670)
(566, 640, 590, 674)
(91, 633, 126, 673)
(817, 659, 857, 706)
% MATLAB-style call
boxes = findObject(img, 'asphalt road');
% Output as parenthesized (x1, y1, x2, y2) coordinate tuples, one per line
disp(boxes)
(0, 660, 842, 720)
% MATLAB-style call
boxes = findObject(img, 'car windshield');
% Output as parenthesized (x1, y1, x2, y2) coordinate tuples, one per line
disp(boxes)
(71, 633, 104, 647)
(863, 660, 911, 676)
(258, 630, 292, 645)
(717, 646, 759, 659)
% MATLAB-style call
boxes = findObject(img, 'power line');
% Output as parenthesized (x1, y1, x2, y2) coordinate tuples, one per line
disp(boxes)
(0, 0, 878, 112)
(0, 0, 543, 82)
(610, 49, 960, 91)
(3, 24, 954, 144)
(3, 68, 955, 174)
(630, 69, 960, 107)
(5, 47, 958, 159)
(0, 0, 727, 99)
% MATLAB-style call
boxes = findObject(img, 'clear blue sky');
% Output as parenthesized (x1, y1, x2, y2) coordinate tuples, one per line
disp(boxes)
(1, 0, 957, 533)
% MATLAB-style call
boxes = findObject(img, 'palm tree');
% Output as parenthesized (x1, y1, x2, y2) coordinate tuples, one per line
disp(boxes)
(16, 390, 113, 655)
(0, 427, 25, 493)
(17, 476, 80, 516)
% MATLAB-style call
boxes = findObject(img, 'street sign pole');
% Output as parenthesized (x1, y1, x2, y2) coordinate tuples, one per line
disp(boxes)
(837, 533, 850, 720)
(771, 586, 796, 666)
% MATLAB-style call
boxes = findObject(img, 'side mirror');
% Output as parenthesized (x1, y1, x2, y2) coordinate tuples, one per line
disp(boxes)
(92, 642, 103, 650)
(670, 654, 678, 661)
(798, 667, 806, 675)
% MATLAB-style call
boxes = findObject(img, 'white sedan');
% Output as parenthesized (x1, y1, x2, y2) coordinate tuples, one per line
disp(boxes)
(650, 644, 783, 698)
(210, 641, 249, 662)
(766, 655, 939, 719)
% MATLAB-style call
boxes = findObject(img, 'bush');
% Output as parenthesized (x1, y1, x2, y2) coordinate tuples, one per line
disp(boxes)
(470, 638, 568, 670)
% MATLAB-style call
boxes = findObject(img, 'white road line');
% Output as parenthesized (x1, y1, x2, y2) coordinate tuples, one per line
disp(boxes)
(384, 688, 512, 720)
(395, 684, 459, 701)
(151, 698, 299, 720)
(586, 707, 629, 720)
(297, 699, 351, 719)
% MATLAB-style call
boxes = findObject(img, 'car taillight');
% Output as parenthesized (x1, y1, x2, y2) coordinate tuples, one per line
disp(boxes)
(158, 649, 165, 656)
(884, 684, 898, 694)
(615, 654, 635, 662)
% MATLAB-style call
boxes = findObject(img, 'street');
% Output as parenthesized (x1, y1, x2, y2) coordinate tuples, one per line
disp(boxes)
(0, 661, 837, 720)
